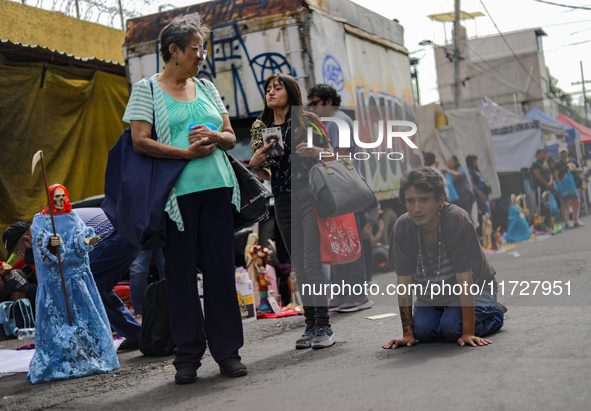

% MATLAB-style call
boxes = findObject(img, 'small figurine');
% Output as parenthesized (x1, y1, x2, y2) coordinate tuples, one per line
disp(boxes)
(494, 226, 503, 251)
(244, 233, 279, 313)
(482, 214, 492, 250)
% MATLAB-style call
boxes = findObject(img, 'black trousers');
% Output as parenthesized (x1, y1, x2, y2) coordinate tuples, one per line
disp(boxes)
(274, 190, 330, 327)
(165, 188, 243, 367)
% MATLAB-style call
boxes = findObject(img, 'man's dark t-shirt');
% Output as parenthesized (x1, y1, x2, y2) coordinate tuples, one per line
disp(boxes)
(388, 203, 496, 305)
(530, 160, 550, 189)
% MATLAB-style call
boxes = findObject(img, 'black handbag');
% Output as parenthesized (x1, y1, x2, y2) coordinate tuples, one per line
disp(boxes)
(226, 153, 272, 231)
(309, 159, 375, 219)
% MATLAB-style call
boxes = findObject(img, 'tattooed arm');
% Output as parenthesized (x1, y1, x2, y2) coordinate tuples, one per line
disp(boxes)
(382, 274, 418, 349)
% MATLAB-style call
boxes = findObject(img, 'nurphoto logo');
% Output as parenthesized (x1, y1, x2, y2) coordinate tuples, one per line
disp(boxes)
(306, 117, 418, 162)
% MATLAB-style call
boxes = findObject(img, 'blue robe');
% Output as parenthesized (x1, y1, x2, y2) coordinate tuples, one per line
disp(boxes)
(28, 211, 119, 384)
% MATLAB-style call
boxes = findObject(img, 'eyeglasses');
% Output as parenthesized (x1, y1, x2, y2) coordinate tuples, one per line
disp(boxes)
(308, 99, 323, 107)
(189, 45, 208, 59)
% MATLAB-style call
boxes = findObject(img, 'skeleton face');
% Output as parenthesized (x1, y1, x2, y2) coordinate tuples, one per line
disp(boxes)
(53, 187, 66, 211)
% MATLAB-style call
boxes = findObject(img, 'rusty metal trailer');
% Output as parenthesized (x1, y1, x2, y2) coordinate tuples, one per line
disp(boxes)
(123, 0, 421, 241)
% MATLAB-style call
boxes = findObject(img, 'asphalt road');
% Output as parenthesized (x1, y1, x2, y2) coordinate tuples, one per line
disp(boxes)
(1, 215, 590, 410)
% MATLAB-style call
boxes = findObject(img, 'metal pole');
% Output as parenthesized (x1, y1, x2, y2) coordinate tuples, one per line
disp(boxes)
(581, 61, 588, 125)
(415, 66, 421, 106)
(453, 0, 461, 109)
(118, 0, 125, 30)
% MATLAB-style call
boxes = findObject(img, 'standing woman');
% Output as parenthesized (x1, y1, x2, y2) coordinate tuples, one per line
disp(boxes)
(122, 14, 246, 384)
(443, 155, 476, 215)
(249, 74, 336, 349)
(466, 155, 491, 219)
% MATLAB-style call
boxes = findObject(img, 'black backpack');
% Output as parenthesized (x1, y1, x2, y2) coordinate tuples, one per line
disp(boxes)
(139, 279, 175, 356)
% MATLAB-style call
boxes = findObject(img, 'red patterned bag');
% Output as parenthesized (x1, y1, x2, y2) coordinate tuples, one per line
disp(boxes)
(316, 211, 361, 265)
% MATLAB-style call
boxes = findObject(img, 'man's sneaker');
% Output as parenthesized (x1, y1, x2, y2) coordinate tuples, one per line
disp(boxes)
(337, 298, 374, 313)
(311, 326, 336, 349)
(328, 300, 344, 312)
(295, 325, 315, 349)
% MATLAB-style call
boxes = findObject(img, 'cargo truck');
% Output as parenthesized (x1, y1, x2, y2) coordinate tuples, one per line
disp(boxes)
(123, 0, 421, 243)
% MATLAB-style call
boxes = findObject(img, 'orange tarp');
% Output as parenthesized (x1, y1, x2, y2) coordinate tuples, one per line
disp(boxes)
(557, 113, 591, 144)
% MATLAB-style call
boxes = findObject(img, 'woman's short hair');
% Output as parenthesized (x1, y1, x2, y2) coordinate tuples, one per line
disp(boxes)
(159, 14, 210, 62)
(399, 167, 446, 203)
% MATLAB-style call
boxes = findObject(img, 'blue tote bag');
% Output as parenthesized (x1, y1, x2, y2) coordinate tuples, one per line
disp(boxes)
(445, 171, 460, 202)
(554, 171, 578, 200)
(102, 81, 188, 250)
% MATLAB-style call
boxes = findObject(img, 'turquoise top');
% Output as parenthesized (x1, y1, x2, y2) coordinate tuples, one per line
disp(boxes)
(162, 85, 234, 196)
(122, 75, 240, 231)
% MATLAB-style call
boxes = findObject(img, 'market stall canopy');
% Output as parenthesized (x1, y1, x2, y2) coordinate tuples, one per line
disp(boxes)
(478, 97, 543, 172)
(525, 108, 571, 139)
(417, 103, 501, 199)
(557, 113, 591, 144)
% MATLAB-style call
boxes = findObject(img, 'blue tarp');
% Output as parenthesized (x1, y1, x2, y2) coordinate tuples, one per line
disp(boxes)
(525, 108, 580, 159)
(525, 108, 577, 141)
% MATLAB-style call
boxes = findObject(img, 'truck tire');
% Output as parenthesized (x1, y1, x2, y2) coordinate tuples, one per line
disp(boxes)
(380, 207, 398, 246)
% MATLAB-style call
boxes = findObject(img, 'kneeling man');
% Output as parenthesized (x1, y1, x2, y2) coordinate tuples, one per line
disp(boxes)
(383, 167, 504, 349)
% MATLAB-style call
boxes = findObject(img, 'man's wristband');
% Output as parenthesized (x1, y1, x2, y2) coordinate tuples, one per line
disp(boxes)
(252, 166, 263, 172)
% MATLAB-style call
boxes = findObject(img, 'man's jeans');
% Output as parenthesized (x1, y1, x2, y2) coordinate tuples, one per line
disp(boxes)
(90, 233, 141, 343)
(413, 289, 504, 342)
(129, 249, 165, 316)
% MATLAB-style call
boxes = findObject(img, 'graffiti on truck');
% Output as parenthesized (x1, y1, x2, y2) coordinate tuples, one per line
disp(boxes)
(198, 22, 295, 119)
(322, 55, 345, 92)
(354, 87, 420, 198)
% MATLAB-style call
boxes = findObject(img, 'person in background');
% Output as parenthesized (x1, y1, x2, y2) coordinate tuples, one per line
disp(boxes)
(423, 152, 448, 198)
(530, 149, 553, 227)
(249, 73, 336, 349)
(0, 259, 28, 303)
(129, 249, 165, 322)
(307, 83, 374, 313)
(123, 13, 246, 384)
(554, 145, 583, 228)
(442, 155, 475, 215)
(74, 207, 142, 350)
(466, 155, 491, 233)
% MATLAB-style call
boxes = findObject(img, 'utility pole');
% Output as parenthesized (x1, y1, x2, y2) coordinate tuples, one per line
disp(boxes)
(453, 0, 462, 109)
(410, 57, 421, 106)
(118, 0, 125, 30)
(571, 61, 590, 125)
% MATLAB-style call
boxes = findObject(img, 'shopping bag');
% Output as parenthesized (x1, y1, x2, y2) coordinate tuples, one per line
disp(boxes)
(226, 153, 272, 231)
(309, 159, 374, 219)
(102, 126, 188, 250)
(102, 80, 188, 250)
(316, 211, 361, 265)
(550, 192, 559, 217)
(445, 171, 459, 202)
(554, 171, 578, 200)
